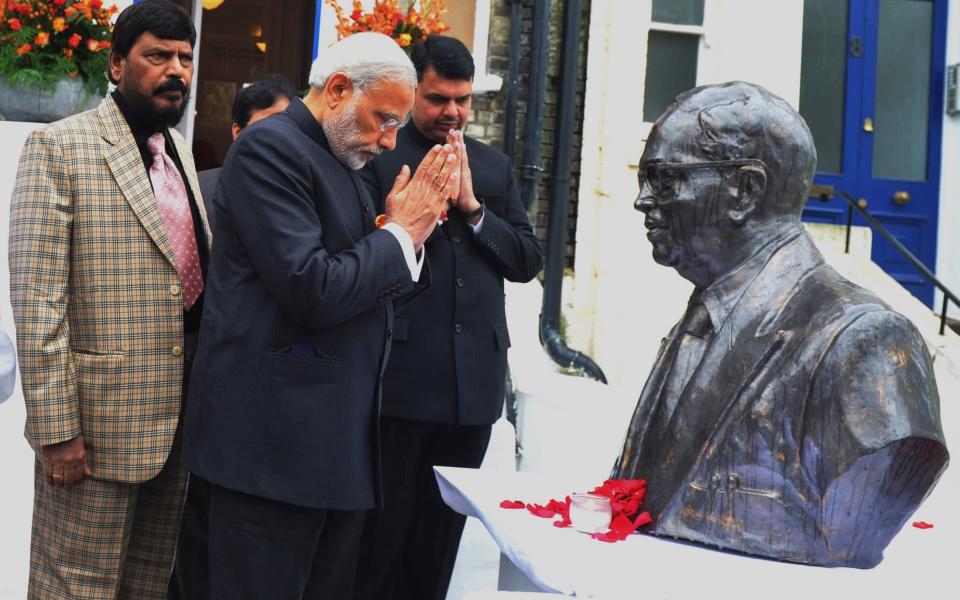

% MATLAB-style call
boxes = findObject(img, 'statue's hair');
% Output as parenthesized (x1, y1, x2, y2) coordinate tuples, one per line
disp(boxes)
(665, 82, 817, 220)
(308, 32, 417, 93)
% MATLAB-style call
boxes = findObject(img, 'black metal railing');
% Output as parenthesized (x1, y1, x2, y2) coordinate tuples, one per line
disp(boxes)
(822, 190, 959, 335)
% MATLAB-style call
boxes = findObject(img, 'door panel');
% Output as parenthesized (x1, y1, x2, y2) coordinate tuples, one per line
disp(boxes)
(800, 0, 945, 306)
(872, 0, 932, 182)
(798, 0, 849, 174)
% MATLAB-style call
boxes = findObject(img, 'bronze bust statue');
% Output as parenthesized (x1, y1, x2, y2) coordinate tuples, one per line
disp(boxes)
(613, 81, 948, 568)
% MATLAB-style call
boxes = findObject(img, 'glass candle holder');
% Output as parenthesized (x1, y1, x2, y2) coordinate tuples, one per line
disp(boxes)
(569, 493, 612, 533)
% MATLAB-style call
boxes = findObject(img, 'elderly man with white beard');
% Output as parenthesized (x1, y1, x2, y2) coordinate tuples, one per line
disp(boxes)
(178, 32, 460, 599)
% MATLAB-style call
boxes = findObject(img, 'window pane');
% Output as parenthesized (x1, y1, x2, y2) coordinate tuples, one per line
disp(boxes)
(643, 31, 699, 122)
(798, 0, 848, 174)
(652, 0, 704, 26)
(872, 0, 932, 181)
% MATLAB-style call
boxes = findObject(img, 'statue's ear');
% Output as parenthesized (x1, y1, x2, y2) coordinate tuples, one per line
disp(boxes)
(729, 165, 766, 225)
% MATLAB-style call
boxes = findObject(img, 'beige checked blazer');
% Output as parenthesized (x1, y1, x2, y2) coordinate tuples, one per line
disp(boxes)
(9, 95, 211, 483)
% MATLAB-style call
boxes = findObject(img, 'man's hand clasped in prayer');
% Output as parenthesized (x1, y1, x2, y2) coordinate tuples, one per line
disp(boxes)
(385, 142, 460, 251)
(446, 130, 483, 226)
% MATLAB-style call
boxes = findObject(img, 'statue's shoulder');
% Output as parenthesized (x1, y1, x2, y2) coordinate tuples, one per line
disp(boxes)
(816, 299, 941, 449)
(768, 259, 888, 336)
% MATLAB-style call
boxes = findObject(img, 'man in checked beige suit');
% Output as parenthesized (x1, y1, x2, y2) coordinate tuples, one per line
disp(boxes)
(8, 2, 208, 598)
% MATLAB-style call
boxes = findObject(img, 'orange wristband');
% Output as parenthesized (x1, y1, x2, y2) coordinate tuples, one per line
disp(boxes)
(374, 214, 387, 228)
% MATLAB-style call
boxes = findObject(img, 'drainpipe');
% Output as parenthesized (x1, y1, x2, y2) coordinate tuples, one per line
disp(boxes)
(538, 0, 607, 384)
(502, 0, 522, 159)
(519, 0, 549, 210)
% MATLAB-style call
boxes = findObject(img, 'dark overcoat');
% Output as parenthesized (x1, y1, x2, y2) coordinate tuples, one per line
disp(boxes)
(183, 99, 418, 510)
(361, 124, 542, 425)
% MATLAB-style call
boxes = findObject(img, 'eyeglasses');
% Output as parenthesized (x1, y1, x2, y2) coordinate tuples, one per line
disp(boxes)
(640, 158, 767, 194)
(376, 111, 406, 133)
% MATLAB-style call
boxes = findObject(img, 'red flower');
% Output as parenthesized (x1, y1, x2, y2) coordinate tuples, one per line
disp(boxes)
(499, 500, 525, 509)
(52, 17, 67, 32)
(67, 32, 81, 48)
(15, 42, 31, 55)
(34, 31, 50, 47)
(7, 18, 22, 31)
(90, 0, 103, 8)
(87, 38, 100, 52)
(54, 0, 66, 6)
(912, 521, 934, 529)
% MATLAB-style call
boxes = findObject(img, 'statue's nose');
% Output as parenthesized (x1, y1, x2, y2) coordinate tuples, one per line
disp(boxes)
(635, 190, 654, 213)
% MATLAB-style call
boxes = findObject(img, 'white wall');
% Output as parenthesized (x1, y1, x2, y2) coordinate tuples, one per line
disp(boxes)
(569, 0, 805, 393)
(698, 0, 804, 104)
(935, 1, 960, 318)
(0, 122, 43, 599)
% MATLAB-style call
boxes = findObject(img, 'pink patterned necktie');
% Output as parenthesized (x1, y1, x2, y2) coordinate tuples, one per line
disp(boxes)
(147, 133, 204, 310)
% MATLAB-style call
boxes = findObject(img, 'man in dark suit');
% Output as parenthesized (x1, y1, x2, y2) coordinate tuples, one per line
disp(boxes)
(180, 32, 461, 599)
(613, 81, 948, 568)
(171, 73, 296, 600)
(197, 75, 295, 220)
(354, 36, 542, 600)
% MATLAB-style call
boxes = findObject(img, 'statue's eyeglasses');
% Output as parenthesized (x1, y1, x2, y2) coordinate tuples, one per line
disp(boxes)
(640, 158, 767, 194)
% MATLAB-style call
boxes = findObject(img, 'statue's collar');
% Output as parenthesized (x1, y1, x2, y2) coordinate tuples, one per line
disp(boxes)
(698, 227, 804, 332)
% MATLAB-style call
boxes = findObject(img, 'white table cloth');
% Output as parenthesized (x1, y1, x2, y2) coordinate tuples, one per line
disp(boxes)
(436, 465, 956, 599)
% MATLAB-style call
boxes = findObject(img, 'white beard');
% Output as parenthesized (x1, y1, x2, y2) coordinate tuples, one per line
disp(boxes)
(322, 100, 382, 170)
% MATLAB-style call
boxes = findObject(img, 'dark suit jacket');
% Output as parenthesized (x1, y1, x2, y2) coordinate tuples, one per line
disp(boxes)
(614, 229, 948, 567)
(197, 166, 220, 228)
(361, 125, 542, 425)
(182, 98, 418, 510)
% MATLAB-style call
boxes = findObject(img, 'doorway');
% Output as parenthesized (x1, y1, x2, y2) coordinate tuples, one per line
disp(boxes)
(190, 0, 317, 170)
(799, 0, 948, 306)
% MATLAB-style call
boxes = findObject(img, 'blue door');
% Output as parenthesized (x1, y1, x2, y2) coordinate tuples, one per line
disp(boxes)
(799, 0, 948, 306)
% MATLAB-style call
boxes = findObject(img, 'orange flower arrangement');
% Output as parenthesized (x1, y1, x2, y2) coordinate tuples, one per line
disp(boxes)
(324, 0, 449, 49)
(1, 0, 118, 94)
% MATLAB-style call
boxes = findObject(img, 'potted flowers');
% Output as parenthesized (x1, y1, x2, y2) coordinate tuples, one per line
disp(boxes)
(0, 0, 118, 122)
(324, 0, 449, 49)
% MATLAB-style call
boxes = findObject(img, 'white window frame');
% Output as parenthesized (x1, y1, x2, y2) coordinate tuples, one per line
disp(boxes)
(640, 5, 706, 138)
(469, 0, 503, 93)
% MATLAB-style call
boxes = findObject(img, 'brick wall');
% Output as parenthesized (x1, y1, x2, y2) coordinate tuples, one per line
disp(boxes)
(465, 0, 591, 270)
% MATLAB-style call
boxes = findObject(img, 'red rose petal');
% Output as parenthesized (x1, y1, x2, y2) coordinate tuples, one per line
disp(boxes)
(508, 478, 651, 543)
(609, 513, 638, 536)
(633, 511, 653, 528)
(912, 521, 934, 529)
(526, 503, 556, 518)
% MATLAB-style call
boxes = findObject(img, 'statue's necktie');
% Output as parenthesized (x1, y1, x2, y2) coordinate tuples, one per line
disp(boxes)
(147, 133, 204, 310)
(657, 297, 714, 425)
(637, 296, 715, 475)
